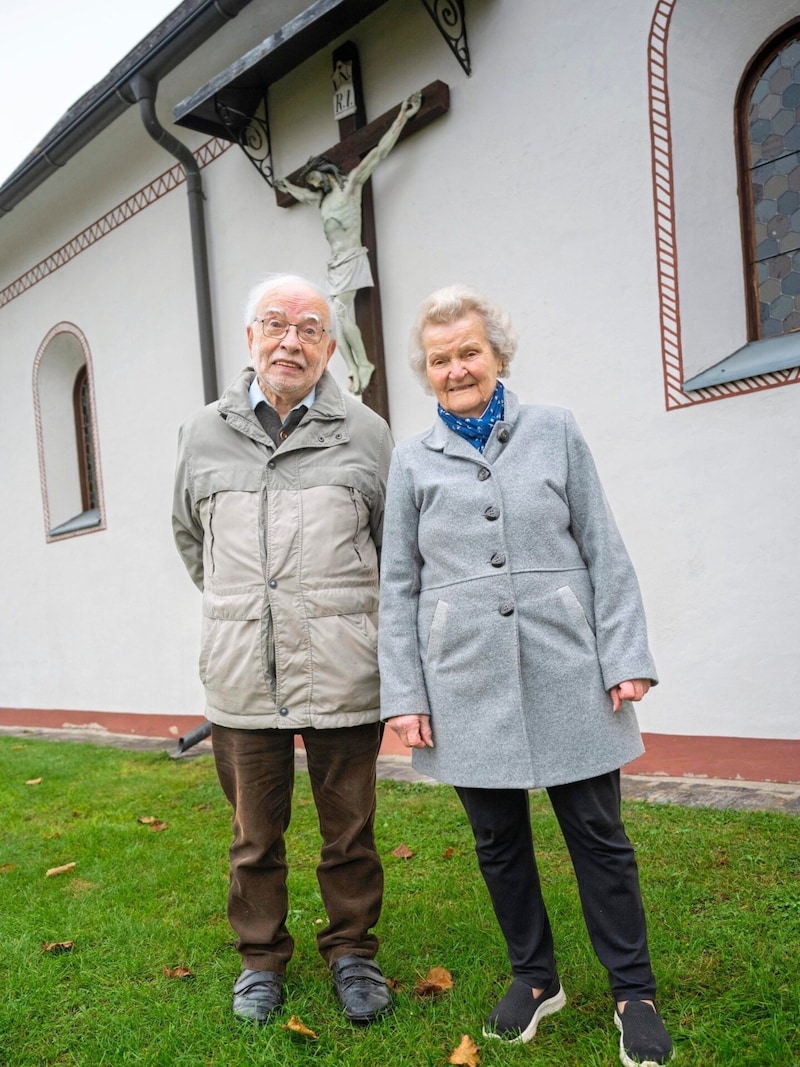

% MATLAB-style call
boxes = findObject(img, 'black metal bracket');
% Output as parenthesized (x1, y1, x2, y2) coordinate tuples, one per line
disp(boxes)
(419, 0, 471, 76)
(214, 93, 275, 187)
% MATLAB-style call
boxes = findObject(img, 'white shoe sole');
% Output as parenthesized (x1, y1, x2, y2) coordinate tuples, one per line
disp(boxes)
(483, 983, 567, 1044)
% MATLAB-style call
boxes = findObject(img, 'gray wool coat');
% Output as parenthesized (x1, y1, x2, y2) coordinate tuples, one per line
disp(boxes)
(377, 390, 657, 789)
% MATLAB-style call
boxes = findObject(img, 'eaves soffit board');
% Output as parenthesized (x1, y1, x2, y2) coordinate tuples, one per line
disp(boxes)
(174, 0, 392, 139)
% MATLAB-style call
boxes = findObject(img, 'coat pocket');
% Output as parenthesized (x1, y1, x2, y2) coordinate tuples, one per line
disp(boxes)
(425, 599, 450, 665)
(198, 590, 274, 706)
(554, 585, 596, 646)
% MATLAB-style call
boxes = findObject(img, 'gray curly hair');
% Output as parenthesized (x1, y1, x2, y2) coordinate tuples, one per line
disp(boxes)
(409, 284, 517, 391)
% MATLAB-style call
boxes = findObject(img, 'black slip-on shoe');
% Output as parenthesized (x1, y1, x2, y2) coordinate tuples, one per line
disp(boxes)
(331, 954, 392, 1024)
(482, 976, 566, 1043)
(232, 969, 284, 1024)
(614, 1001, 674, 1066)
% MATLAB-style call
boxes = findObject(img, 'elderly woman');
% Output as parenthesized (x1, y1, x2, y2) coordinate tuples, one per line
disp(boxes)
(378, 286, 673, 1067)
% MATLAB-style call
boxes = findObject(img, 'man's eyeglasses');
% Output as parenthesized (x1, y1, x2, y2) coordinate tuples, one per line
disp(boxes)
(254, 315, 327, 345)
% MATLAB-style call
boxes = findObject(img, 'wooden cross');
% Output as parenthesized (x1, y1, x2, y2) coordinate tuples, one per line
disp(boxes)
(275, 41, 449, 422)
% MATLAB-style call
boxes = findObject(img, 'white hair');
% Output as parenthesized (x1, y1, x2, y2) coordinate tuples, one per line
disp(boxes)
(409, 284, 517, 391)
(244, 273, 338, 341)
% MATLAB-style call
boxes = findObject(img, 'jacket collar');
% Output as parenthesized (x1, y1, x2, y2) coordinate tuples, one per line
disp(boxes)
(216, 367, 348, 449)
(421, 386, 520, 463)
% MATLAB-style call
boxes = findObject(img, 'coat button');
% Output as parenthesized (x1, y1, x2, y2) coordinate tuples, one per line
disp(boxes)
(498, 427, 510, 443)
(490, 553, 506, 568)
(268, 579, 278, 589)
(279, 707, 289, 717)
(499, 602, 515, 616)
(267, 460, 276, 469)
(484, 505, 500, 521)
(477, 467, 491, 481)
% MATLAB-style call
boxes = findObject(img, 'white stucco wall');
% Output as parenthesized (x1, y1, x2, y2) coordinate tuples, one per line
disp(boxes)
(0, 0, 797, 740)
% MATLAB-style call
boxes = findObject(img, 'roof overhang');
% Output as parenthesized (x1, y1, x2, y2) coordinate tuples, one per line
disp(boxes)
(174, 0, 392, 140)
(0, 0, 255, 217)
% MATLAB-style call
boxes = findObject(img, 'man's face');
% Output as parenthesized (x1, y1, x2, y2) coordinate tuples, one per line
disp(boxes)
(247, 283, 336, 409)
(304, 170, 330, 192)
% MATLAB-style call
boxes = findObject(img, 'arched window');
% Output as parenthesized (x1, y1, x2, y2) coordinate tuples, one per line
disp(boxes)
(33, 323, 105, 541)
(679, 18, 800, 393)
(738, 24, 800, 341)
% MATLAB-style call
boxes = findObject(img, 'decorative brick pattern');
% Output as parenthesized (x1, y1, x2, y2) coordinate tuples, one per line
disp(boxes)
(0, 137, 231, 310)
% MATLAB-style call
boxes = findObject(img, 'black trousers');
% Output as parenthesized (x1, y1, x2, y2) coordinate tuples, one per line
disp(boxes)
(455, 770, 657, 1002)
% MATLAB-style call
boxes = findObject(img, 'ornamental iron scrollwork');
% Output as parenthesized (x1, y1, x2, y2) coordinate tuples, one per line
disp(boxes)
(214, 94, 274, 187)
(419, 0, 470, 76)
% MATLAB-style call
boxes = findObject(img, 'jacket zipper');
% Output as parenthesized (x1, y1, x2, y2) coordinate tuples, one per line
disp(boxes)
(348, 487, 363, 564)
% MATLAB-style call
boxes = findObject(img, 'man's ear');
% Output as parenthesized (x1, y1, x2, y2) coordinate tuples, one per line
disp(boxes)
(324, 339, 337, 367)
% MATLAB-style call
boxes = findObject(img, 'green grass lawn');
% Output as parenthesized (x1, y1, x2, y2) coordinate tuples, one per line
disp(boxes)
(0, 737, 797, 1066)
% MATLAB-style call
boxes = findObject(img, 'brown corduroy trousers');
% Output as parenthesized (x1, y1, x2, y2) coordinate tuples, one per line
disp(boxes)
(211, 721, 384, 973)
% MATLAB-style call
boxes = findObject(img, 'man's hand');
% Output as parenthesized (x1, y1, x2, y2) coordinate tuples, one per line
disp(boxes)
(609, 678, 651, 712)
(388, 714, 433, 748)
(401, 90, 423, 119)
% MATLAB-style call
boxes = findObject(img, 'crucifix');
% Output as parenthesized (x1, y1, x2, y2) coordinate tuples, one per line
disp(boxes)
(274, 42, 449, 421)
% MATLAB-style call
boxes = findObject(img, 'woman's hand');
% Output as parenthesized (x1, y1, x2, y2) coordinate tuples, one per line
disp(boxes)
(609, 678, 651, 712)
(387, 714, 434, 748)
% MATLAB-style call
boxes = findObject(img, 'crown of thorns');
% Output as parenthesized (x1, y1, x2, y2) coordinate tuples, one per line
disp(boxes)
(298, 155, 344, 184)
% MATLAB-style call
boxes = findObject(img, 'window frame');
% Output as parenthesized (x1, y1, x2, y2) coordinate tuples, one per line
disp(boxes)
(33, 322, 106, 542)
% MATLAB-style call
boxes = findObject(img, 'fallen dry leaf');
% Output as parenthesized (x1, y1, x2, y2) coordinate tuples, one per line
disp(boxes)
(25, 777, 43, 786)
(449, 1034, 481, 1066)
(0, 863, 14, 875)
(442, 847, 455, 859)
(414, 965, 454, 997)
(392, 843, 415, 859)
(46, 862, 76, 878)
(163, 966, 193, 979)
(283, 1015, 318, 1039)
(138, 817, 169, 832)
(42, 941, 74, 954)
(386, 976, 402, 992)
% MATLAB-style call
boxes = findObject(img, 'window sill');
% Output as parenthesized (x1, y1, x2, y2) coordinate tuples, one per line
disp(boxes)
(683, 332, 800, 391)
(49, 509, 102, 538)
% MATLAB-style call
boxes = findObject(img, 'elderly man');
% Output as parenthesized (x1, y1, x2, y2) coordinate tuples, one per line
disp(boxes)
(172, 274, 394, 1026)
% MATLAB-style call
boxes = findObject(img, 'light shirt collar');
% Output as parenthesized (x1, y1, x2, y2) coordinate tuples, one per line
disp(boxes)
(248, 374, 316, 413)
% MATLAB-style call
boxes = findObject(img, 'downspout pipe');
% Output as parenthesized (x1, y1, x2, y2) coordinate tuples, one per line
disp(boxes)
(130, 74, 218, 404)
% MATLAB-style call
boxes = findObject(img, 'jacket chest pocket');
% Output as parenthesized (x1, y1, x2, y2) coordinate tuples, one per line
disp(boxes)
(202, 490, 263, 590)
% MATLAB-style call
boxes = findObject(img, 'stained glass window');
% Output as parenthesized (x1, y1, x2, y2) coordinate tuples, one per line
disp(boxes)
(73, 365, 99, 512)
(746, 35, 800, 337)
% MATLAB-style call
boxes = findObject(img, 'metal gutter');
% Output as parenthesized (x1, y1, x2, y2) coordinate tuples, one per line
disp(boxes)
(0, 0, 254, 217)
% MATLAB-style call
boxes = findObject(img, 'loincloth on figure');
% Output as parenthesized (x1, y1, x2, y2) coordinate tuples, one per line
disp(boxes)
(326, 246, 374, 296)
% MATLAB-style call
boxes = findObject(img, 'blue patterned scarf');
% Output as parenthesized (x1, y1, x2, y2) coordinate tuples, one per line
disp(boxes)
(437, 382, 505, 453)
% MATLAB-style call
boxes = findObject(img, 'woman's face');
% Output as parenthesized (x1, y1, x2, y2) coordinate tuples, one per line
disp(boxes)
(423, 311, 502, 419)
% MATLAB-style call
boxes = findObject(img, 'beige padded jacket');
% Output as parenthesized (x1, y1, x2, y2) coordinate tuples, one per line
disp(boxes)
(173, 367, 393, 730)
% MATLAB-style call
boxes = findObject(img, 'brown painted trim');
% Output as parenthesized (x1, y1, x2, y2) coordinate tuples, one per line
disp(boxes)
(648, 0, 800, 410)
(2, 707, 798, 783)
